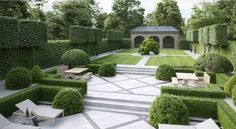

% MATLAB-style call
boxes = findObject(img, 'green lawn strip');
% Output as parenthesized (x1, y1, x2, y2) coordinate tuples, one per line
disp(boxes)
(146, 56, 194, 67)
(91, 54, 142, 65)
(160, 49, 188, 55)
(117, 49, 138, 54)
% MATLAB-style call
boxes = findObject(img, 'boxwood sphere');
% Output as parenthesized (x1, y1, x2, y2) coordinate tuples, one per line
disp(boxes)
(31, 65, 45, 83)
(5, 67, 32, 90)
(194, 53, 233, 73)
(52, 88, 84, 116)
(98, 64, 116, 77)
(156, 65, 175, 81)
(61, 49, 90, 68)
(149, 95, 189, 128)
(139, 38, 160, 55)
(224, 75, 236, 97)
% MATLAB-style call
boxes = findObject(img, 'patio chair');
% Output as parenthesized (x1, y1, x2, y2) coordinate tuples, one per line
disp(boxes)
(159, 118, 220, 129)
(171, 77, 179, 86)
(0, 114, 40, 129)
(15, 99, 64, 124)
(195, 72, 210, 87)
(57, 65, 73, 79)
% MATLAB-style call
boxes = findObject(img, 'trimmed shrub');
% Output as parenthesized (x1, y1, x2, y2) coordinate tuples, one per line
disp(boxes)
(88, 64, 101, 74)
(161, 85, 225, 99)
(69, 26, 87, 44)
(19, 20, 47, 47)
(178, 39, 190, 50)
(224, 75, 236, 97)
(61, 49, 90, 68)
(31, 65, 45, 83)
(232, 86, 236, 105)
(0, 16, 19, 48)
(52, 88, 84, 116)
(194, 53, 233, 73)
(190, 29, 198, 43)
(139, 38, 160, 55)
(149, 95, 189, 128)
(5, 67, 32, 90)
(156, 65, 175, 81)
(98, 64, 116, 77)
(209, 24, 227, 46)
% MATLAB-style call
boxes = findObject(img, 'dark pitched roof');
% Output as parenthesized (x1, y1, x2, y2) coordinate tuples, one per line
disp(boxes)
(130, 26, 179, 34)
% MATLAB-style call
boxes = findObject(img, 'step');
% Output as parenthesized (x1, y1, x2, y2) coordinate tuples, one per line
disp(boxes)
(84, 105, 148, 116)
(86, 91, 156, 104)
(84, 98, 150, 112)
(116, 70, 155, 75)
(116, 68, 156, 72)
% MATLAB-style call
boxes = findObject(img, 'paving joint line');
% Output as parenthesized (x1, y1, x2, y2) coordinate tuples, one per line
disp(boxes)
(82, 112, 100, 129)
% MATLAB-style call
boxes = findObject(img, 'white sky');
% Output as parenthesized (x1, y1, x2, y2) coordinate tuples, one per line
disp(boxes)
(43, 0, 216, 20)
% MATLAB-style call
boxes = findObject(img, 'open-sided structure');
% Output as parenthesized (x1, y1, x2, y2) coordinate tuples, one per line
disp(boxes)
(130, 26, 179, 49)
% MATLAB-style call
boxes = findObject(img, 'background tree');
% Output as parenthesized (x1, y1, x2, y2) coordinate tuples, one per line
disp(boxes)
(104, 0, 145, 37)
(153, 0, 182, 31)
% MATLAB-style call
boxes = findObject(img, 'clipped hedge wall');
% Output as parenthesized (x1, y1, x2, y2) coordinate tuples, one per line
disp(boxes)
(190, 29, 198, 43)
(186, 30, 191, 41)
(198, 28, 203, 44)
(202, 26, 210, 45)
(95, 29, 103, 43)
(161, 85, 225, 99)
(19, 20, 47, 47)
(120, 38, 131, 49)
(0, 16, 19, 48)
(69, 26, 87, 44)
(209, 24, 227, 46)
(87, 28, 96, 43)
(107, 30, 122, 41)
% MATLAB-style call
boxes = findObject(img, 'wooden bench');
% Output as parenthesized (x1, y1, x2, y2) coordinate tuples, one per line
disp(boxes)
(171, 77, 178, 86)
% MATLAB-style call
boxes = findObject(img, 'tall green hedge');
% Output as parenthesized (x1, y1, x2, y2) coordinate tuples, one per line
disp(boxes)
(107, 30, 122, 41)
(95, 29, 103, 43)
(202, 26, 210, 45)
(190, 29, 198, 43)
(209, 24, 228, 46)
(19, 20, 47, 47)
(0, 16, 19, 48)
(69, 26, 87, 44)
(87, 28, 96, 43)
(198, 28, 203, 44)
(186, 30, 191, 41)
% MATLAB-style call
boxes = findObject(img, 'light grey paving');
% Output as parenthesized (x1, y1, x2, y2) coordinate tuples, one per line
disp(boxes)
(88, 77, 108, 85)
(122, 74, 151, 79)
(155, 82, 174, 88)
(224, 97, 236, 112)
(136, 56, 150, 66)
(184, 50, 199, 60)
(129, 86, 161, 96)
(116, 120, 155, 129)
(113, 80, 147, 89)
(117, 91, 130, 94)
(137, 76, 166, 85)
(86, 110, 139, 129)
(102, 74, 130, 82)
(88, 83, 122, 92)
(40, 114, 94, 129)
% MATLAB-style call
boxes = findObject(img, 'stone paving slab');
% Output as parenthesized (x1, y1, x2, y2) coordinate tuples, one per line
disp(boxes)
(88, 83, 122, 92)
(102, 74, 130, 82)
(136, 76, 166, 85)
(113, 80, 148, 89)
(129, 86, 161, 96)
(88, 77, 108, 85)
(86, 110, 139, 129)
(116, 120, 155, 129)
(122, 74, 151, 79)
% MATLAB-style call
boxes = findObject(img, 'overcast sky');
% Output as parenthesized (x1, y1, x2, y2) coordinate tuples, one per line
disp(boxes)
(43, 0, 216, 20)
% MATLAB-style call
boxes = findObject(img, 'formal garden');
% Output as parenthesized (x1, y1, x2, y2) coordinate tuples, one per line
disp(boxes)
(0, 0, 236, 129)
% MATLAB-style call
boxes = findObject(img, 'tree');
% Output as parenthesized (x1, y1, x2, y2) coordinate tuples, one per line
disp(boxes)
(95, 12, 108, 29)
(105, 0, 145, 37)
(144, 12, 156, 26)
(153, 0, 182, 30)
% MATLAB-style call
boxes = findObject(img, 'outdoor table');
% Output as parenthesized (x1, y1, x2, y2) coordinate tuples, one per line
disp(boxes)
(176, 73, 198, 86)
(64, 68, 88, 79)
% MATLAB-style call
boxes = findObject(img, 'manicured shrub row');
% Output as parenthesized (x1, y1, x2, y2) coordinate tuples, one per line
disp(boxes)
(0, 16, 19, 48)
(224, 75, 236, 97)
(107, 30, 122, 41)
(194, 53, 233, 73)
(202, 26, 210, 45)
(19, 20, 47, 47)
(149, 95, 189, 128)
(216, 73, 231, 86)
(217, 100, 236, 129)
(120, 38, 131, 49)
(88, 64, 101, 74)
(52, 88, 84, 116)
(61, 49, 90, 68)
(190, 29, 198, 43)
(0, 16, 47, 48)
(161, 85, 225, 99)
(174, 67, 194, 73)
(232, 87, 236, 105)
(178, 38, 190, 50)
(0, 86, 40, 117)
(198, 28, 203, 44)
(209, 24, 228, 46)
(186, 30, 191, 42)
(40, 76, 87, 95)
(180, 96, 218, 119)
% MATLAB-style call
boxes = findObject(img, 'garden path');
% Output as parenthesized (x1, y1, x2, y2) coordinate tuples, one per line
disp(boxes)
(184, 50, 200, 59)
